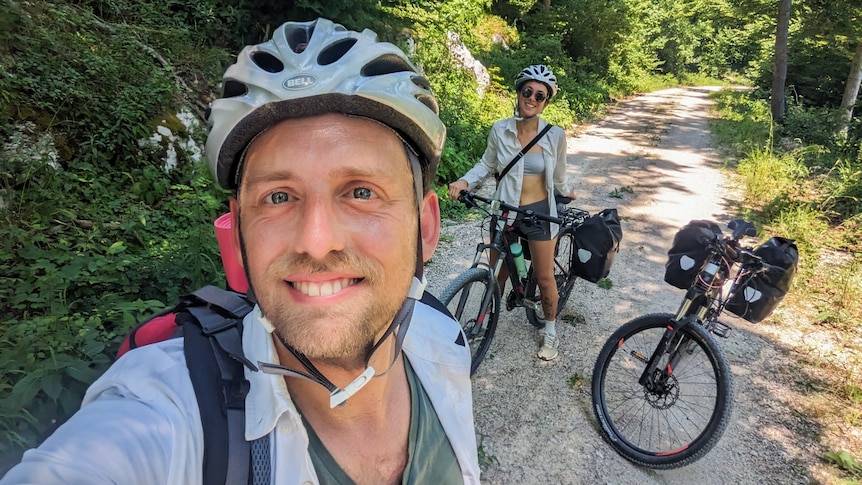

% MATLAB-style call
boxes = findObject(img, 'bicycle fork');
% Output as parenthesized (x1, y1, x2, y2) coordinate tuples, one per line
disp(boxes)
(636, 317, 696, 390)
(635, 292, 714, 389)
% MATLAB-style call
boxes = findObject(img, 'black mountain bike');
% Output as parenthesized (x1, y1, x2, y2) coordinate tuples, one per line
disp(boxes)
(440, 190, 590, 374)
(591, 219, 793, 469)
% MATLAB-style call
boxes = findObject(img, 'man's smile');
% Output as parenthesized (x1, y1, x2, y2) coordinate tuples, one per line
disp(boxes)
(288, 277, 363, 297)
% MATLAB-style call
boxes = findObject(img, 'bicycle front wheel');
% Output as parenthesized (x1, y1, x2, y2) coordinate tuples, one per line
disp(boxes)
(591, 313, 734, 469)
(525, 228, 578, 328)
(439, 267, 500, 375)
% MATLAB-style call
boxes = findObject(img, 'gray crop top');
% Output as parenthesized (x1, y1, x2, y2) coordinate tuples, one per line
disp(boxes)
(522, 152, 544, 176)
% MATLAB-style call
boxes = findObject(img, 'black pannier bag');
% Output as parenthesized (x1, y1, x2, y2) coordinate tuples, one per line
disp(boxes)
(726, 236, 798, 323)
(571, 208, 623, 283)
(664, 220, 723, 289)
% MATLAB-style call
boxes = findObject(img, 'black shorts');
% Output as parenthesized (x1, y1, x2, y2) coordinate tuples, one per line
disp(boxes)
(506, 199, 552, 242)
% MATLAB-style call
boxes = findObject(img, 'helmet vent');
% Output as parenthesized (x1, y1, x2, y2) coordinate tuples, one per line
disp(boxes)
(415, 93, 439, 114)
(361, 54, 413, 76)
(251, 51, 284, 73)
(286, 24, 313, 53)
(222, 80, 248, 98)
(411, 75, 431, 91)
(318, 38, 358, 66)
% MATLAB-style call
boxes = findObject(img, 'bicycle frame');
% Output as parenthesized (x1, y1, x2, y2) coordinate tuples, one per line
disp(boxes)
(639, 220, 769, 388)
(591, 217, 788, 469)
(460, 191, 575, 312)
(442, 190, 593, 374)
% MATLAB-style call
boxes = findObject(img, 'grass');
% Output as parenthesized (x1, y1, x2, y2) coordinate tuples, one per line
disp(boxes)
(567, 372, 584, 389)
(709, 87, 862, 484)
(609, 186, 634, 199)
(476, 435, 499, 471)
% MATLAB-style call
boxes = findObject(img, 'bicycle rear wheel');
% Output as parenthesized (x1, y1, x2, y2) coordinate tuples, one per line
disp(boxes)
(525, 227, 577, 328)
(439, 267, 500, 375)
(591, 313, 733, 469)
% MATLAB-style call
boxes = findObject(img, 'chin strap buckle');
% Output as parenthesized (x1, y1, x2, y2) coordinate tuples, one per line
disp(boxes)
(407, 275, 427, 300)
(329, 366, 376, 408)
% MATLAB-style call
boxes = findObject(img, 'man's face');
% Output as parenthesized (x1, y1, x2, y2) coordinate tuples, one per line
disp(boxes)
(232, 114, 435, 364)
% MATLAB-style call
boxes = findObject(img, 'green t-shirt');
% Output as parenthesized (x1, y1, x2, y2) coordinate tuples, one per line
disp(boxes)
(300, 357, 462, 484)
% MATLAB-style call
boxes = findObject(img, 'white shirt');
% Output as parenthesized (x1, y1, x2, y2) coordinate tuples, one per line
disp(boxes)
(459, 117, 573, 237)
(1, 301, 481, 484)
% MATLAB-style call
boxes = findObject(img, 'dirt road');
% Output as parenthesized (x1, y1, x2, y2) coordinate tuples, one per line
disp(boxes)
(425, 87, 817, 484)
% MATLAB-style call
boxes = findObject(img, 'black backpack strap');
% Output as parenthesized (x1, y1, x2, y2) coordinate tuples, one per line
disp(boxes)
(420, 291, 454, 320)
(181, 286, 258, 485)
(420, 291, 467, 347)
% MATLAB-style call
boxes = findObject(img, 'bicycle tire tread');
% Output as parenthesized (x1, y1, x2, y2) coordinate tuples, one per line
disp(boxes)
(591, 313, 734, 469)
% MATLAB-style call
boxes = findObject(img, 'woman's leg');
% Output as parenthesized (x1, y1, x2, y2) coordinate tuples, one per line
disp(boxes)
(528, 237, 559, 360)
(528, 238, 558, 318)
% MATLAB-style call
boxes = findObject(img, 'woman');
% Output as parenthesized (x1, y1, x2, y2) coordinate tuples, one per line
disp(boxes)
(448, 65, 576, 361)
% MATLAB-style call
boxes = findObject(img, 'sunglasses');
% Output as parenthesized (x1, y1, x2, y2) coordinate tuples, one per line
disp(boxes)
(520, 87, 548, 103)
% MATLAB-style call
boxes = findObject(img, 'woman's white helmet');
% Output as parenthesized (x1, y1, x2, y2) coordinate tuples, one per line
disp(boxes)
(205, 18, 446, 191)
(514, 64, 559, 99)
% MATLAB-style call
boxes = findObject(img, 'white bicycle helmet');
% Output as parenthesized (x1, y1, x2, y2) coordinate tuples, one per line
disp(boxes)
(514, 64, 559, 99)
(205, 18, 445, 191)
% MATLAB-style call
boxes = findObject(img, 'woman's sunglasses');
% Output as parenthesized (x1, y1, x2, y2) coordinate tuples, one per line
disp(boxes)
(520, 87, 548, 103)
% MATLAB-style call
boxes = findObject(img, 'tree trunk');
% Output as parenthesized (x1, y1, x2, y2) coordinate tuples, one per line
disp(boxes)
(771, 0, 792, 122)
(838, 41, 862, 137)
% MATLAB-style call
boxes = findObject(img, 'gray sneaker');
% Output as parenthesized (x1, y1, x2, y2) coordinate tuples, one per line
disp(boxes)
(537, 332, 558, 361)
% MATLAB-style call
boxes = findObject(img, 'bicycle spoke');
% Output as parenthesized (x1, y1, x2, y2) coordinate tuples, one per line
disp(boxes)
(592, 314, 733, 468)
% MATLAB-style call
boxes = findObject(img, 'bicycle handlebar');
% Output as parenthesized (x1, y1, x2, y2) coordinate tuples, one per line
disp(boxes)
(457, 190, 588, 227)
(711, 232, 779, 275)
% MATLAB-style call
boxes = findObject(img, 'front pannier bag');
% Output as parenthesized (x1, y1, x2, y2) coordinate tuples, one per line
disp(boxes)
(726, 236, 798, 323)
(664, 220, 723, 289)
(571, 208, 623, 283)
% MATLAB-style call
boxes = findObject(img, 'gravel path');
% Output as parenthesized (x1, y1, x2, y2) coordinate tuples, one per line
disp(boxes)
(424, 87, 818, 484)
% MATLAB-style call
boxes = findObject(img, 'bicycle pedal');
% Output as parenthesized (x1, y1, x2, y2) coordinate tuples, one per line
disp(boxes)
(711, 321, 732, 338)
(523, 299, 539, 311)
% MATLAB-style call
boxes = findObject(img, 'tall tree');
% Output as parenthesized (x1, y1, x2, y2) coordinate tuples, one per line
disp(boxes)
(770, 0, 792, 122)
(838, 41, 862, 136)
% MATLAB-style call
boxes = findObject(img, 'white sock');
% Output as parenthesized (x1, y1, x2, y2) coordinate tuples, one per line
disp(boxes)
(544, 320, 556, 336)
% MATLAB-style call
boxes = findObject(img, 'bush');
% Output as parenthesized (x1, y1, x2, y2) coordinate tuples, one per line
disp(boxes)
(780, 105, 842, 147)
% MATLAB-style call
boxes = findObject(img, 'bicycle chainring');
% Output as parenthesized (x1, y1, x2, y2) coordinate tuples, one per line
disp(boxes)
(506, 290, 517, 311)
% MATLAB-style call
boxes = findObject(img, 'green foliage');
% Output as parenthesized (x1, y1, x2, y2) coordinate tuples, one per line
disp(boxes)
(476, 435, 499, 471)
(2, 0, 861, 473)
(436, 186, 472, 221)
(780, 105, 844, 147)
(712, 88, 861, 335)
(0, 2, 233, 468)
(0, 3, 177, 171)
(737, 145, 809, 210)
(709, 88, 773, 158)
(567, 372, 584, 388)
(609, 186, 634, 198)
(823, 450, 862, 480)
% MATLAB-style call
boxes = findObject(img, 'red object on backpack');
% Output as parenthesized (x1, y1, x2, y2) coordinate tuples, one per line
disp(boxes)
(214, 213, 249, 293)
(116, 313, 182, 358)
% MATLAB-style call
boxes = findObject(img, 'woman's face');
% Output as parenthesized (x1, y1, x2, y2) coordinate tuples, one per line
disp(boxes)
(518, 80, 549, 118)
